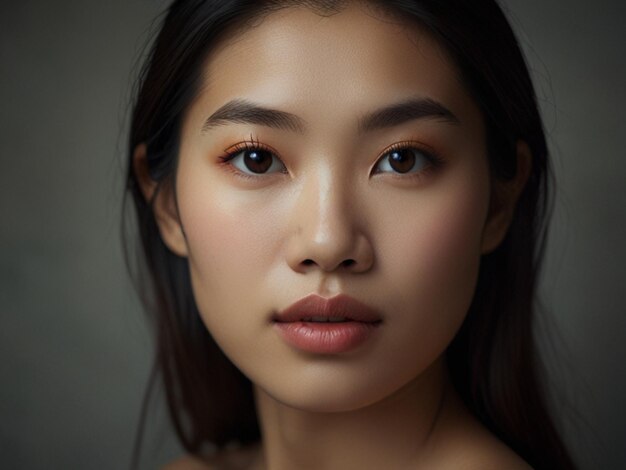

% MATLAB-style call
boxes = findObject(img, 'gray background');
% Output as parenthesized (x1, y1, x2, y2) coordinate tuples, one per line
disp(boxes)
(1, 0, 624, 468)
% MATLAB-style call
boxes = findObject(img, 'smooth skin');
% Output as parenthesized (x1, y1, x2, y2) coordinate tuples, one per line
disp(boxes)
(136, 2, 532, 469)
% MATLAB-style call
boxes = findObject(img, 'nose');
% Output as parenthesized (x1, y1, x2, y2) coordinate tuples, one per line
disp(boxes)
(285, 171, 374, 274)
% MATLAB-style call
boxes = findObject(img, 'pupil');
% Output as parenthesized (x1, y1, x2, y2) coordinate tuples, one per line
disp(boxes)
(389, 149, 415, 173)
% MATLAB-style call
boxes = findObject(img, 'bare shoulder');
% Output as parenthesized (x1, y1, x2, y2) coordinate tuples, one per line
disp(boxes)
(423, 401, 531, 469)
(435, 424, 533, 470)
(162, 443, 263, 470)
(162, 455, 215, 470)
(427, 393, 533, 470)
(463, 436, 532, 470)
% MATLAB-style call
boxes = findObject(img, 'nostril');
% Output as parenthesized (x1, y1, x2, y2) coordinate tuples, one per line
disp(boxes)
(300, 258, 355, 269)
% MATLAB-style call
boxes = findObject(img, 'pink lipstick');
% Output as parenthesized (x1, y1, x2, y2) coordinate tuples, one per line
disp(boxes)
(272, 294, 382, 354)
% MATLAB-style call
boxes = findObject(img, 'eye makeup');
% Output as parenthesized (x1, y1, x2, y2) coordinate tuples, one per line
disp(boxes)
(215, 134, 446, 183)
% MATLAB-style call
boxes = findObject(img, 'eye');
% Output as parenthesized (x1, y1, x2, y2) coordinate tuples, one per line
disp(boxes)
(373, 143, 441, 176)
(221, 142, 286, 177)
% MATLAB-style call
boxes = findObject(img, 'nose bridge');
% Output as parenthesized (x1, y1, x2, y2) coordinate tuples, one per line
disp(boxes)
(287, 165, 373, 273)
(306, 166, 352, 240)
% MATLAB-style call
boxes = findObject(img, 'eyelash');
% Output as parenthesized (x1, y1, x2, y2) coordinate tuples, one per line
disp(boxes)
(217, 136, 445, 182)
(374, 140, 444, 182)
(217, 136, 284, 181)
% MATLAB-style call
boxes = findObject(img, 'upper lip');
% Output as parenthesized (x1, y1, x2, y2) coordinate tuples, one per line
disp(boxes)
(273, 293, 382, 323)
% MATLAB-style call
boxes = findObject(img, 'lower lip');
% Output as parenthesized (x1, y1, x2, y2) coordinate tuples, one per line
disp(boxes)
(273, 321, 380, 354)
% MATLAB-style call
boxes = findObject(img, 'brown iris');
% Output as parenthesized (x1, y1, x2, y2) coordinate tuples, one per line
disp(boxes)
(243, 149, 273, 173)
(387, 149, 416, 173)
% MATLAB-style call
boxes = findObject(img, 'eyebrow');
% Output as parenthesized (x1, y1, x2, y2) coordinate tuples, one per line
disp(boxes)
(358, 97, 460, 133)
(200, 97, 459, 134)
(201, 99, 306, 133)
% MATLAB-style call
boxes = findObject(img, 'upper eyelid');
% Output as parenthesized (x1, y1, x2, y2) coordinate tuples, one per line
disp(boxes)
(223, 138, 281, 157)
(378, 140, 439, 158)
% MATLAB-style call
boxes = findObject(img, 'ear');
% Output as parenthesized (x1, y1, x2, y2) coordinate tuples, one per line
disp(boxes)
(481, 140, 532, 254)
(133, 143, 188, 257)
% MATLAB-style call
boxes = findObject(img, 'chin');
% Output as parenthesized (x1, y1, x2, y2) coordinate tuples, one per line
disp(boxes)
(253, 363, 425, 414)
(266, 387, 388, 414)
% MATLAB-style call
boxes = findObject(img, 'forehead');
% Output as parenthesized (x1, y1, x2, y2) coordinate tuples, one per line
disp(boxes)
(188, 2, 481, 135)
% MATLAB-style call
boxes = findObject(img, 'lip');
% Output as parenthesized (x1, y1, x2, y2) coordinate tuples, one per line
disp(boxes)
(273, 293, 383, 323)
(272, 294, 382, 354)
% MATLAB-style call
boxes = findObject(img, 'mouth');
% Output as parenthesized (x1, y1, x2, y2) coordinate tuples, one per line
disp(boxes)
(295, 316, 351, 323)
(272, 319, 381, 354)
(271, 294, 382, 354)
(275, 316, 380, 325)
(272, 293, 383, 324)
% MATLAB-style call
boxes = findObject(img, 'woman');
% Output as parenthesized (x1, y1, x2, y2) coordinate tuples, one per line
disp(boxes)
(124, 0, 577, 468)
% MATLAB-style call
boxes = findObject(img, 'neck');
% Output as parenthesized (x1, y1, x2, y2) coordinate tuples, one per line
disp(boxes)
(253, 357, 456, 470)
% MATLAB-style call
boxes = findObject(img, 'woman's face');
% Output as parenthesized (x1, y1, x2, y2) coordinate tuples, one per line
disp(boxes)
(172, 3, 492, 411)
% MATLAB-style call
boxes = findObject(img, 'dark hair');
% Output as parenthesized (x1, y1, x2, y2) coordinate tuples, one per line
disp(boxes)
(122, 1, 576, 468)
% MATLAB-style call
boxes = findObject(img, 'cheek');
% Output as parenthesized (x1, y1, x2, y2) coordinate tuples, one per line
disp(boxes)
(185, 202, 274, 274)
(378, 174, 490, 342)
(175, 176, 284, 330)
(411, 193, 486, 289)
